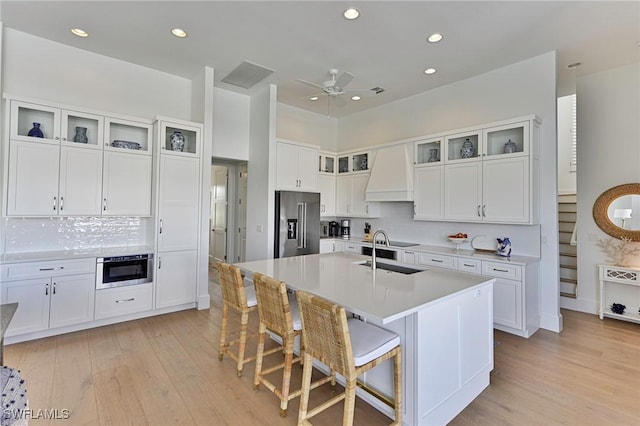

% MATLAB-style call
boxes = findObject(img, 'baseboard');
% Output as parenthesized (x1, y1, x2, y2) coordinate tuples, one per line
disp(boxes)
(539, 311, 563, 333)
(561, 296, 598, 315)
(197, 293, 211, 310)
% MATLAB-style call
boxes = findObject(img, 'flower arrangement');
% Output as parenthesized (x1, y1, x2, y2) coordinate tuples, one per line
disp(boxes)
(596, 237, 640, 267)
(610, 303, 626, 315)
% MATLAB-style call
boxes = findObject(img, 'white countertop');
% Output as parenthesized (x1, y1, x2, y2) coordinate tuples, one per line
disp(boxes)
(235, 252, 494, 325)
(336, 238, 540, 266)
(0, 245, 154, 264)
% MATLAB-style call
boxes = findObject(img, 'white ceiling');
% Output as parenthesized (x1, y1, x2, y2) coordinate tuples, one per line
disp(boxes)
(1, 1, 638, 117)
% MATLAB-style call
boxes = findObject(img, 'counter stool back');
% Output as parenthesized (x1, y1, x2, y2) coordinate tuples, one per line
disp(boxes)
(295, 290, 402, 426)
(217, 262, 257, 377)
(252, 273, 335, 417)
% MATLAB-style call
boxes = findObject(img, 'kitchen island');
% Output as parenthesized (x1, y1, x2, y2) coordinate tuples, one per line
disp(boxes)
(235, 252, 495, 425)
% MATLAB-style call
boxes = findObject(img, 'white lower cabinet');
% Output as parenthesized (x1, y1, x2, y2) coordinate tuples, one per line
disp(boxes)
(95, 282, 153, 320)
(0, 258, 96, 337)
(155, 250, 197, 309)
(417, 252, 457, 270)
(319, 239, 335, 253)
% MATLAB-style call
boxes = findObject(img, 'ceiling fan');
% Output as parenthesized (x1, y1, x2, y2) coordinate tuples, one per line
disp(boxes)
(298, 68, 384, 99)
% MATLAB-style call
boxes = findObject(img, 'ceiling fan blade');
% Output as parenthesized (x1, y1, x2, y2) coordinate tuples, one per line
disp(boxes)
(334, 72, 354, 90)
(297, 78, 325, 90)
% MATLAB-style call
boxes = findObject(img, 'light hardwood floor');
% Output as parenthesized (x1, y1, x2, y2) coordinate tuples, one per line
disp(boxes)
(4, 279, 639, 425)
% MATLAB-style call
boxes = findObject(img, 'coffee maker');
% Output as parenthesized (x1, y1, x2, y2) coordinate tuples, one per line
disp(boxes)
(340, 219, 351, 239)
(328, 221, 341, 237)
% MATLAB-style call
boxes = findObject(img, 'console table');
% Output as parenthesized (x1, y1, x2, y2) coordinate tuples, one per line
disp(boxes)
(599, 265, 640, 324)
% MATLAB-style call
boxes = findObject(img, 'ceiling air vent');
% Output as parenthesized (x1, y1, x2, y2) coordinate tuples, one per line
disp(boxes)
(221, 61, 275, 89)
(371, 87, 384, 94)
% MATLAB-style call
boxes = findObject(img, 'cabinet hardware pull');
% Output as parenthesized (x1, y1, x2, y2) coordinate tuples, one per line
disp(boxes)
(60, 197, 64, 211)
(463, 263, 474, 267)
(405, 251, 414, 254)
(61, 137, 67, 141)
(54, 136, 60, 141)
(39, 267, 64, 271)
(158, 259, 162, 269)
(431, 259, 443, 263)
(53, 283, 56, 295)
(482, 205, 486, 217)
(53, 196, 57, 211)
(103, 198, 107, 211)
(115, 298, 135, 303)
(45, 283, 49, 296)
(477, 205, 481, 217)
(159, 219, 163, 234)
(493, 268, 509, 273)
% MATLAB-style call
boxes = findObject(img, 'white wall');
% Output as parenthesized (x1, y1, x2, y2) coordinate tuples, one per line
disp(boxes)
(575, 62, 640, 314)
(245, 85, 277, 261)
(337, 52, 561, 332)
(213, 87, 250, 161)
(557, 95, 577, 194)
(3, 29, 192, 119)
(276, 103, 338, 151)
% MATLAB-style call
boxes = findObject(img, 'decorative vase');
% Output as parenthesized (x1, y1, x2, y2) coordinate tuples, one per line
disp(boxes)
(503, 139, 517, 154)
(460, 138, 474, 158)
(73, 126, 88, 143)
(427, 148, 439, 162)
(170, 131, 185, 152)
(28, 122, 44, 138)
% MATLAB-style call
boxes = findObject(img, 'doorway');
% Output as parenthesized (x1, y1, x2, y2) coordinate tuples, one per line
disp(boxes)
(209, 161, 248, 273)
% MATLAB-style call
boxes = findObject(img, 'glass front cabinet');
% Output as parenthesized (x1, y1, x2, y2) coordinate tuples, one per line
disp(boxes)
(337, 151, 370, 174)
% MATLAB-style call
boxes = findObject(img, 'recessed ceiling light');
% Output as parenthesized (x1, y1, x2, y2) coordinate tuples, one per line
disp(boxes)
(70, 28, 88, 38)
(171, 28, 188, 38)
(310, 96, 319, 101)
(343, 8, 360, 20)
(424, 68, 437, 75)
(427, 33, 444, 43)
(567, 62, 582, 69)
(351, 95, 361, 101)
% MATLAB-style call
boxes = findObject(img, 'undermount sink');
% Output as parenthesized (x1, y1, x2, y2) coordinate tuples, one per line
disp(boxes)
(356, 260, 424, 275)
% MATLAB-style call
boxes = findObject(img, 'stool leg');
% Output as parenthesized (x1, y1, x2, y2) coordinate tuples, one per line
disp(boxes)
(279, 335, 294, 417)
(298, 352, 313, 423)
(393, 349, 402, 425)
(218, 304, 229, 361)
(237, 310, 250, 376)
(342, 378, 357, 426)
(253, 323, 266, 390)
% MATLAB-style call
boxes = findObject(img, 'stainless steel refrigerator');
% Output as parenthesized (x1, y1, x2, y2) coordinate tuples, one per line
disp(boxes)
(274, 191, 320, 258)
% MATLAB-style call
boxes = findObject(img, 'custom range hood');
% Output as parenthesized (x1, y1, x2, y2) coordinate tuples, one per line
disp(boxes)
(365, 144, 414, 202)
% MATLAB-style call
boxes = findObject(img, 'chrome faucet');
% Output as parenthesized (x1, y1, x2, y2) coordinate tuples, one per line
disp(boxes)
(371, 229, 390, 271)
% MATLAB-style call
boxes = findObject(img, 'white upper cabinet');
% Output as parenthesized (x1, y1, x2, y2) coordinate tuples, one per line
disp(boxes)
(337, 150, 370, 174)
(414, 116, 539, 224)
(276, 140, 318, 191)
(336, 174, 380, 218)
(318, 152, 336, 174)
(318, 174, 336, 217)
(4, 97, 154, 217)
(158, 119, 201, 157)
(102, 151, 152, 216)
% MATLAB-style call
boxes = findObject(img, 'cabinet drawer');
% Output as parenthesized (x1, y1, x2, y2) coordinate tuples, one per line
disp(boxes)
(417, 253, 457, 270)
(458, 258, 481, 273)
(343, 243, 360, 253)
(1, 257, 96, 281)
(482, 261, 522, 280)
(95, 283, 153, 320)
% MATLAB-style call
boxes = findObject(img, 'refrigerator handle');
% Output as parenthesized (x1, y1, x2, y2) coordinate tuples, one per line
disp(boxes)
(302, 202, 308, 248)
(297, 203, 304, 249)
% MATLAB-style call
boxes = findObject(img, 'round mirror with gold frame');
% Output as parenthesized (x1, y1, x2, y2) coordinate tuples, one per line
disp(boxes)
(593, 183, 640, 241)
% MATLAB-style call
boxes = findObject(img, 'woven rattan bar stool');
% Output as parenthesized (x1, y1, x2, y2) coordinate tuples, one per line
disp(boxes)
(217, 262, 257, 377)
(296, 290, 402, 426)
(252, 273, 335, 417)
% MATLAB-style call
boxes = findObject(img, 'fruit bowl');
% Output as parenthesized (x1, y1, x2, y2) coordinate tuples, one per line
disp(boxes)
(448, 236, 467, 243)
(447, 233, 468, 243)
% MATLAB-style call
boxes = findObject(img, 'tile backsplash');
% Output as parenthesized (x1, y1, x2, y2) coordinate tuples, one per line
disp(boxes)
(2, 217, 151, 253)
